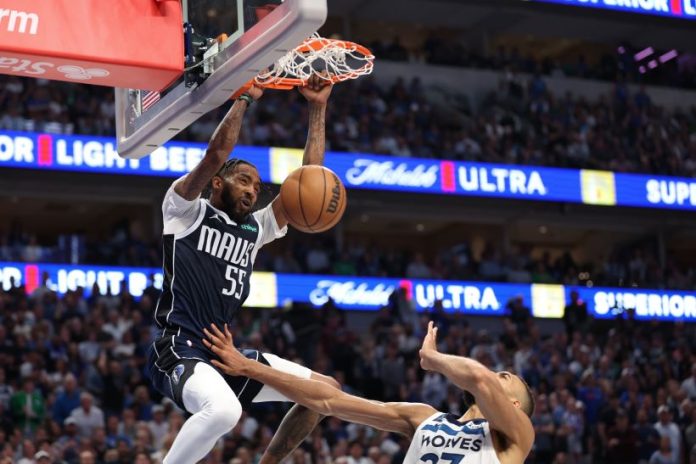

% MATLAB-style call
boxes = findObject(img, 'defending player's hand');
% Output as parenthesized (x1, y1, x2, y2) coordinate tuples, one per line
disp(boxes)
(202, 323, 248, 376)
(299, 72, 333, 105)
(419, 321, 440, 371)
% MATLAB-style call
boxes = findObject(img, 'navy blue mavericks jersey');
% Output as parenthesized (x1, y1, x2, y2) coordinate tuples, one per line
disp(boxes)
(152, 186, 286, 368)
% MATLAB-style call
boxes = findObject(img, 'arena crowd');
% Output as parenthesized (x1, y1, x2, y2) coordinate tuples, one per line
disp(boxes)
(0, 280, 694, 463)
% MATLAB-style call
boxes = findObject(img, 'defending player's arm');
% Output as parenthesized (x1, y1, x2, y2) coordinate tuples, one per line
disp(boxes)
(270, 74, 332, 228)
(419, 322, 534, 454)
(203, 324, 435, 436)
(173, 86, 263, 200)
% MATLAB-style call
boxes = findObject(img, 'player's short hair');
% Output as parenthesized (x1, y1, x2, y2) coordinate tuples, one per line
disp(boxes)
(517, 375, 535, 417)
(205, 158, 258, 197)
(463, 374, 535, 418)
(215, 158, 256, 179)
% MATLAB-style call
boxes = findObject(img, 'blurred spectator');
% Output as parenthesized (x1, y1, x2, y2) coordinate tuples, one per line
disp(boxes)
(306, 243, 331, 274)
(651, 404, 681, 463)
(379, 344, 405, 402)
(79, 449, 96, 464)
(506, 295, 531, 334)
(636, 408, 662, 463)
(52, 373, 81, 425)
(562, 290, 589, 337)
(606, 409, 638, 463)
(421, 372, 447, 409)
(649, 436, 677, 464)
(70, 392, 105, 438)
(344, 440, 372, 464)
(15, 439, 36, 464)
(148, 405, 169, 450)
(0, 369, 12, 409)
(532, 394, 555, 463)
(405, 253, 432, 279)
(10, 379, 45, 434)
(34, 451, 52, 464)
(683, 365, 696, 401)
(687, 407, 696, 453)
(562, 399, 585, 462)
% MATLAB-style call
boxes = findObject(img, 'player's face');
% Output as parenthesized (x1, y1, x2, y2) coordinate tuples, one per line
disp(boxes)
(497, 371, 523, 407)
(219, 164, 261, 221)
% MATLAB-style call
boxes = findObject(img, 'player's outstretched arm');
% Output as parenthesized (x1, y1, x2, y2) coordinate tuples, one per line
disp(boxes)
(269, 74, 332, 227)
(174, 86, 263, 200)
(203, 324, 435, 436)
(419, 322, 534, 456)
(298, 73, 332, 166)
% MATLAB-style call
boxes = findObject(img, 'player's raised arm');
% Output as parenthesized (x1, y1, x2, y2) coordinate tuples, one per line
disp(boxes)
(173, 86, 263, 200)
(419, 322, 535, 457)
(203, 324, 435, 436)
(298, 73, 332, 166)
(270, 74, 333, 228)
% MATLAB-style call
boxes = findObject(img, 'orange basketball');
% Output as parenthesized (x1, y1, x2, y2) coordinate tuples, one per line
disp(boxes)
(279, 165, 347, 233)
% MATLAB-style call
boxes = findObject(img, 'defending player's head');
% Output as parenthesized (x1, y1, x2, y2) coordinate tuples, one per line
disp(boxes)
(207, 158, 261, 222)
(462, 371, 535, 417)
(420, 321, 535, 420)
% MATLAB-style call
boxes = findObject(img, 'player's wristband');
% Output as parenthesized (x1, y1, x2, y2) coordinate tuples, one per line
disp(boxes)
(237, 93, 254, 107)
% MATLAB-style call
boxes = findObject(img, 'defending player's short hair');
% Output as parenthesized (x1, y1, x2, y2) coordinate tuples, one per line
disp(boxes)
(517, 375, 535, 417)
(205, 158, 257, 198)
(462, 374, 535, 418)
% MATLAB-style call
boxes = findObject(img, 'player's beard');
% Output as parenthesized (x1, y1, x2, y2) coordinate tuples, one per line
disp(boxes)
(220, 188, 248, 223)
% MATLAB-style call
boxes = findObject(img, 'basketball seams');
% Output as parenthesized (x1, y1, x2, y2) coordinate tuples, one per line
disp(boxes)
(308, 166, 328, 229)
(279, 180, 297, 232)
(280, 166, 346, 234)
(296, 166, 314, 232)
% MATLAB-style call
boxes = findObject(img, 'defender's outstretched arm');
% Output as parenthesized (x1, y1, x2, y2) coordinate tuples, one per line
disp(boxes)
(203, 324, 435, 437)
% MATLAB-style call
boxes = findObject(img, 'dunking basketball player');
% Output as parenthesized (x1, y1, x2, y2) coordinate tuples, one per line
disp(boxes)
(146, 75, 335, 464)
(204, 322, 535, 464)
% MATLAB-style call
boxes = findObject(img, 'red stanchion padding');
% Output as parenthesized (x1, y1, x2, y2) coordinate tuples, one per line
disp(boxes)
(0, 0, 183, 90)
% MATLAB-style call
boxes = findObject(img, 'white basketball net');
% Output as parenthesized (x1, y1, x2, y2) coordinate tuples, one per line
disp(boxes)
(255, 33, 375, 87)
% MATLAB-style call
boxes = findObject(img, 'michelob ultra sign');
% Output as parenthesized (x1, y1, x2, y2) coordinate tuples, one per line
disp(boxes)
(1, 262, 694, 322)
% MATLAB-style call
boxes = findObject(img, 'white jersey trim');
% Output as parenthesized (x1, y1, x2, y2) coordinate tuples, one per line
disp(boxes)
(162, 183, 202, 236)
(173, 202, 207, 239)
(165, 237, 178, 324)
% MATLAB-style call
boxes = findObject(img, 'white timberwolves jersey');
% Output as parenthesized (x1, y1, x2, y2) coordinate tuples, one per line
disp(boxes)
(404, 412, 501, 464)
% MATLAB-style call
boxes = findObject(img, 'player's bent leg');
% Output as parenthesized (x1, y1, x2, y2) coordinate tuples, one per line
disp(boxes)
(163, 362, 242, 464)
(254, 353, 339, 464)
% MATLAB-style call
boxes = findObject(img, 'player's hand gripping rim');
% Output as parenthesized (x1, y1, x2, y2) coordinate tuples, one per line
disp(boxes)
(298, 72, 333, 105)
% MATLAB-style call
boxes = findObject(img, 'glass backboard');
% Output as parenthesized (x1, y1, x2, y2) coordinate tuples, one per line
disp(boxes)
(115, 0, 327, 159)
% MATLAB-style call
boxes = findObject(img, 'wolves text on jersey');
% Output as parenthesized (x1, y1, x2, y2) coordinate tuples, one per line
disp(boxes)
(420, 434, 483, 452)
